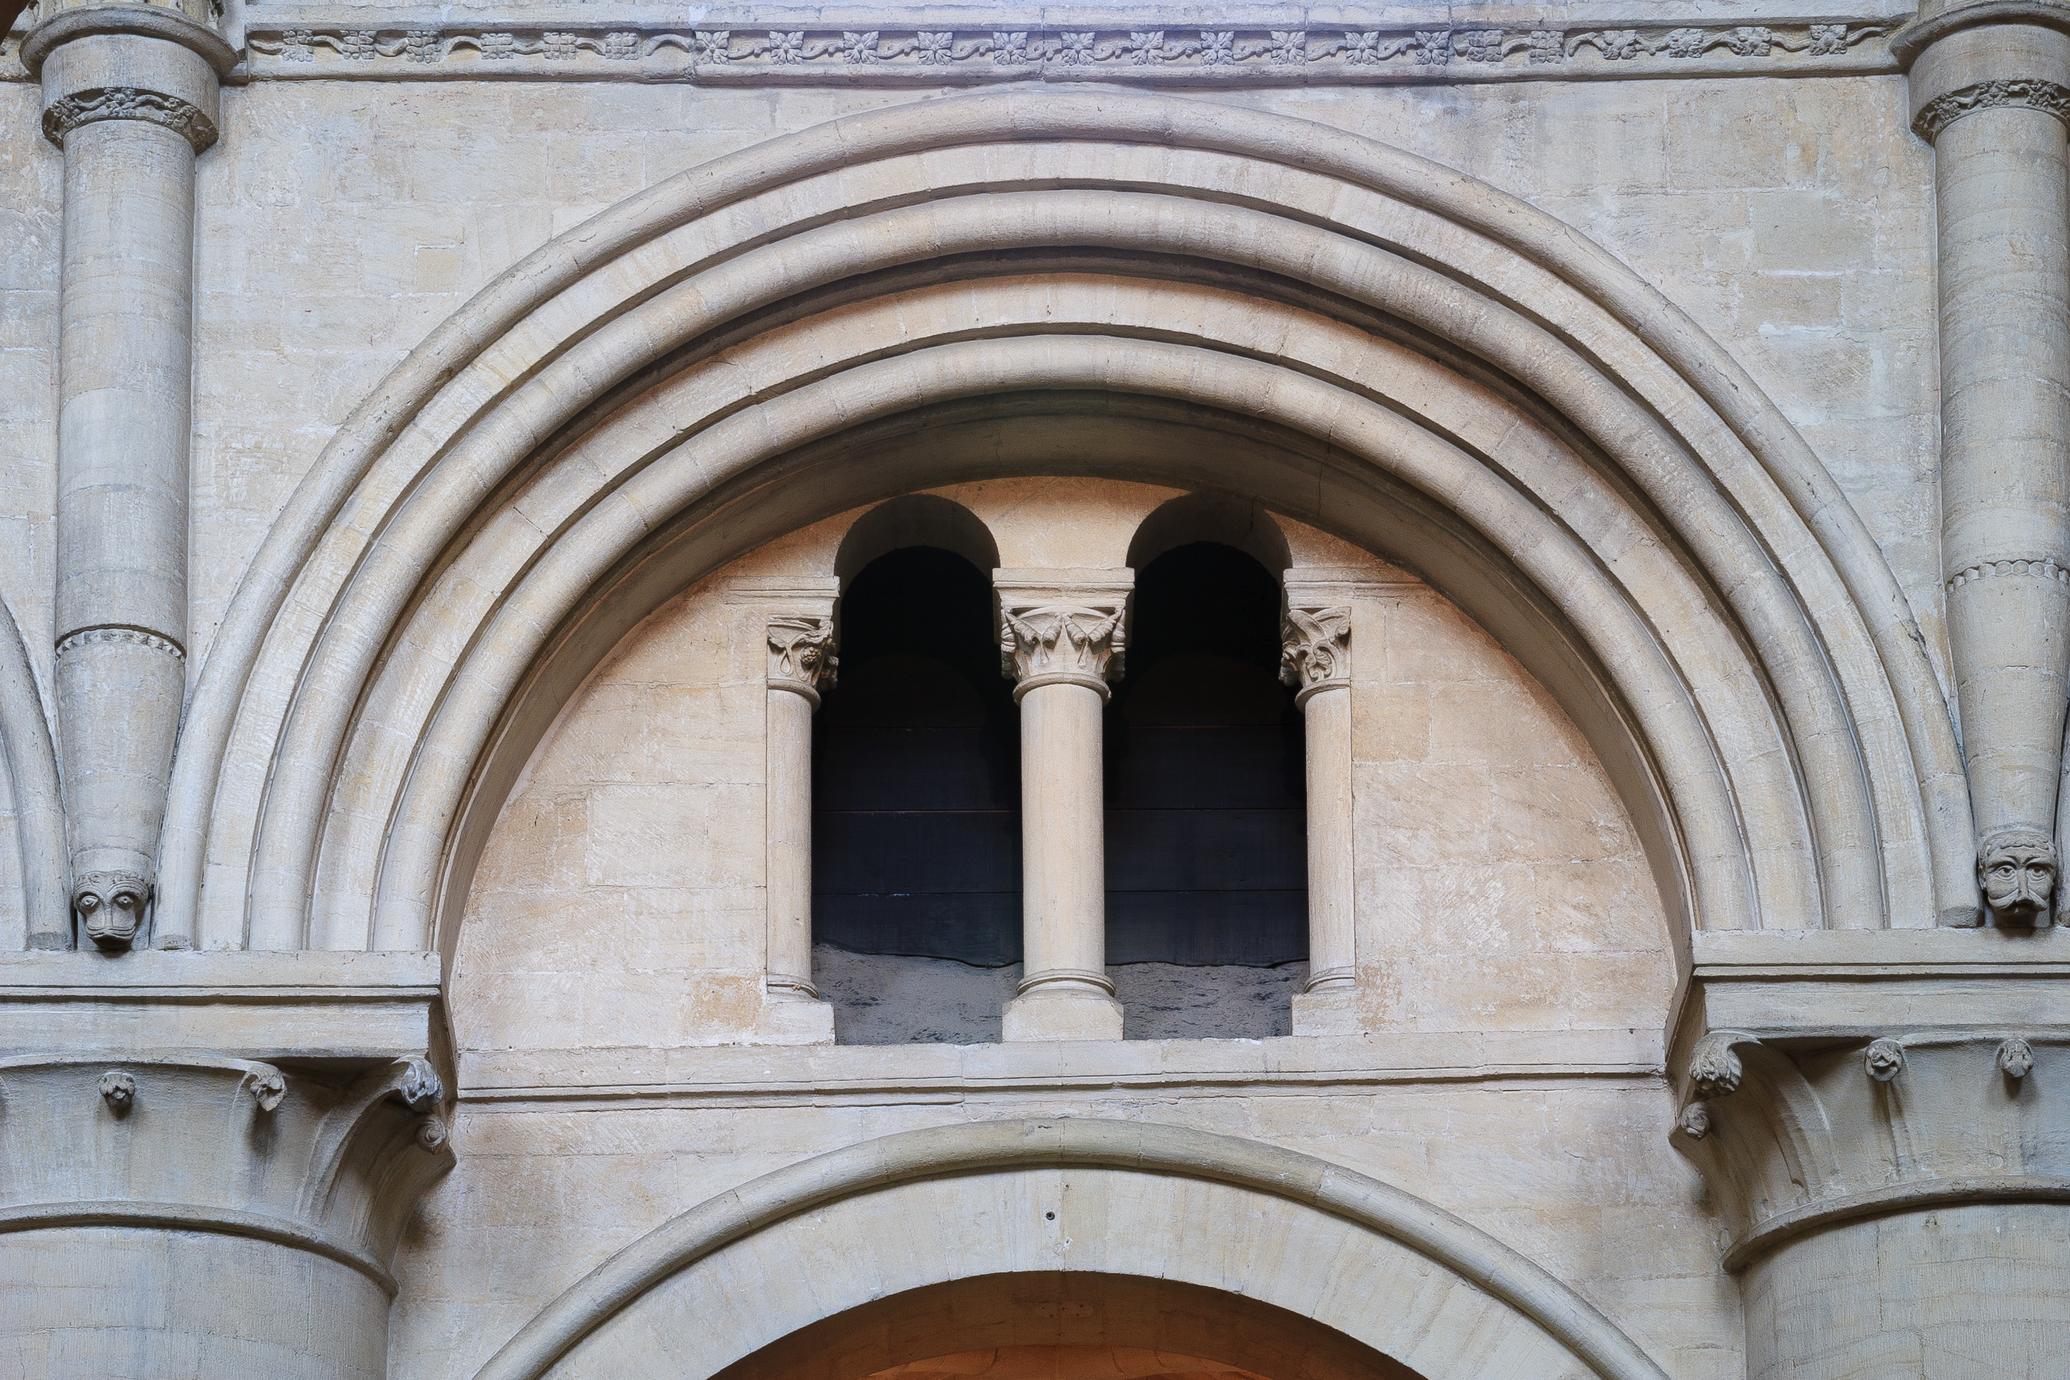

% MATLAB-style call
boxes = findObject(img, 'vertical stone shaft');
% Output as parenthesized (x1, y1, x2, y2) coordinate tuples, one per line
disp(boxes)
(1285, 611, 1355, 991)
(996, 573, 1131, 1042)
(764, 613, 837, 1001)
(1017, 680, 1108, 986)
(25, 11, 233, 948)
(765, 684, 818, 994)
(1903, 4, 2070, 923)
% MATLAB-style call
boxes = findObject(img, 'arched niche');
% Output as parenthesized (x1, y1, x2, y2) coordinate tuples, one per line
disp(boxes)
(472, 1118, 1671, 1380)
(834, 494, 1002, 589)
(714, 1274, 1418, 1380)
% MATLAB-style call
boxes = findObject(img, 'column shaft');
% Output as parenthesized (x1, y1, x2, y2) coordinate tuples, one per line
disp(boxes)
(1017, 679, 1108, 986)
(1903, 8, 2070, 923)
(27, 12, 233, 948)
(1299, 683, 1355, 988)
(765, 683, 818, 998)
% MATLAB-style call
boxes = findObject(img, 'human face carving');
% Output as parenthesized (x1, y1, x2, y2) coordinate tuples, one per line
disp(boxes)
(1979, 831, 2057, 925)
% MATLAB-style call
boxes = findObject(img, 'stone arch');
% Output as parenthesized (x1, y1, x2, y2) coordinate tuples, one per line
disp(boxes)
(1127, 493, 1291, 577)
(0, 595, 66, 949)
(155, 87, 1971, 960)
(472, 1118, 1671, 1380)
(834, 494, 1001, 590)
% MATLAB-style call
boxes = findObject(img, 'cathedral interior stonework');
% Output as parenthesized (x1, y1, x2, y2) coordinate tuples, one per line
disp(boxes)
(3, 0, 2070, 1376)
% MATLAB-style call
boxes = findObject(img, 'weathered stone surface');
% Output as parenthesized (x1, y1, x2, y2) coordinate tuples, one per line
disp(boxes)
(2, 5, 2066, 1374)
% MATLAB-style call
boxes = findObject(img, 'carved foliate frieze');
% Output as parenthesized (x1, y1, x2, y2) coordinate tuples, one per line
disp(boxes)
(1915, 78, 2070, 140)
(40, 86, 220, 153)
(1280, 606, 1352, 699)
(999, 603, 1126, 692)
(243, 19, 1891, 82)
(767, 616, 838, 701)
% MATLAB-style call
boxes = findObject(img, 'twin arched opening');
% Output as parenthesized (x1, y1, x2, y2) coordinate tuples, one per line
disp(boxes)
(809, 494, 1308, 1043)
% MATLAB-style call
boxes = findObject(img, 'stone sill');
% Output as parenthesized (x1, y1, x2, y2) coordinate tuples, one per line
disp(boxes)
(459, 1026, 1663, 1107)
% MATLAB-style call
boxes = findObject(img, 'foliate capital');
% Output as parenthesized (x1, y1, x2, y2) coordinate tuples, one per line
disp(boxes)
(1913, 76, 2070, 137)
(767, 615, 838, 702)
(999, 603, 1126, 695)
(995, 571, 1132, 697)
(41, 85, 219, 151)
(1280, 605, 1352, 701)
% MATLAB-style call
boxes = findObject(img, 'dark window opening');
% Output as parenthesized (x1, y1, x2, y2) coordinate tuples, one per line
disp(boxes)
(812, 546, 1021, 1043)
(1106, 541, 1307, 1039)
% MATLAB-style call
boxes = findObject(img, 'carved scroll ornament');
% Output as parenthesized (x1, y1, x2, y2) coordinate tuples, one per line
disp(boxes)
(1280, 605, 1352, 699)
(767, 616, 838, 701)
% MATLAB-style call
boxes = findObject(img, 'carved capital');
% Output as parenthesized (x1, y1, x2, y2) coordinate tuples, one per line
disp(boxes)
(767, 615, 838, 703)
(41, 86, 219, 152)
(994, 572, 1132, 697)
(999, 603, 1126, 696)
(1280, 605, 1352, 701)
(1671, 1029, 2070, 1271)
(0, 1054, 454, 1294)
(1914, 77, 2070, 138)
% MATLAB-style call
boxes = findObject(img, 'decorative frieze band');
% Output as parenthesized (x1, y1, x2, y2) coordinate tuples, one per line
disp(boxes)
(1943, 554, 2070, 591)
(1914, 77, 2070, 140)
(53, 625, 187, 660)
(40, 86, 218, 152)
(54, 625, 186, 659)
(231, 18, 1896, 84)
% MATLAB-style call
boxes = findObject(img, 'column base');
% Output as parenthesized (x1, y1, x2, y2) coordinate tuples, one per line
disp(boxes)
(753, 989, 837, 1044)
(1003, 985, 1124, 1042)
(1291, 984, 1362, 1036)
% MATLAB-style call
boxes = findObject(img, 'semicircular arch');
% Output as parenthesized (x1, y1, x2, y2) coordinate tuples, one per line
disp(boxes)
(472, 1118, 1671, 1380)
(158, 88, 1970, 960)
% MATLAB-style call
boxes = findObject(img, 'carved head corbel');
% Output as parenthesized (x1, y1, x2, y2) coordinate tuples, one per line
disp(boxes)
(74, 870, 150, 950)
(1977, 826, 2058, 926)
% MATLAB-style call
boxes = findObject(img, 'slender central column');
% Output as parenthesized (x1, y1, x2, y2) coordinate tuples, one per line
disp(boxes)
(996, 571, 1131, 1042)
(24, 6, 235, 950)
(1899, 0, 2070, 925)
